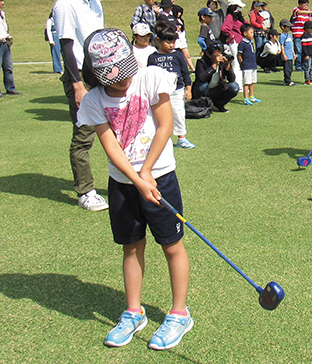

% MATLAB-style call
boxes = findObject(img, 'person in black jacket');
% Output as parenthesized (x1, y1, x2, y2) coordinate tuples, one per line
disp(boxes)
(192, 41, 239, 113)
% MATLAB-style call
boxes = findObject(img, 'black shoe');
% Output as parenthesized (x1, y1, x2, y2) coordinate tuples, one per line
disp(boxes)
(271, 68, 280, 72)
(6, 90, 22, 95)
(215, 104, 229, 113)
(264, 68, 272, 73)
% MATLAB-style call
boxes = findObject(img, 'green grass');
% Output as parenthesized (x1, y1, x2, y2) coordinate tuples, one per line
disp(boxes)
(1, 0, 312, 363)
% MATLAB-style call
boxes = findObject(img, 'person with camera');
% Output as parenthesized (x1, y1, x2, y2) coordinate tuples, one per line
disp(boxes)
(192, 41, 239, 113)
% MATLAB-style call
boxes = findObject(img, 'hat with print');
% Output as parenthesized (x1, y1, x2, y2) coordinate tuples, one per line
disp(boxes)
(227, 0, 246, 7)
(198, 7, 216, 17)
(279, 19, 293, 28)
(253, 1, 264, 6)
(132, 23, 152, 36)
(84, 28, 138, 86)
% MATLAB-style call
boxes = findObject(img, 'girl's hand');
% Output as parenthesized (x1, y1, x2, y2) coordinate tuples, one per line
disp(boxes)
(184, 88, 192, 102)
(136, 173, 161, 205)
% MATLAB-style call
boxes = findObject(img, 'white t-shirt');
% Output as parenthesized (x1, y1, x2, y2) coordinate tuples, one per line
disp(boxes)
(77, 66, 177, 184)
(133, 45, 157, 68)
(53, 0, 104, 69)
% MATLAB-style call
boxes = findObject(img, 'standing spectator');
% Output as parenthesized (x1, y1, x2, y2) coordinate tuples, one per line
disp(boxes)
(132, 23, 157, 68)
(206, 0, 228, 39)
(257, 28, 281, 73)
(301, 20, 312, 84)
(172, 4, 195, 71)
(131, 0, 160, 41)
(238, 24, 262, 105)
(192, 41, 239, 113)
(0, 0, 21, 97)
(220, 0, 248, 92)
(158, 0, 177, 30)
(46, 11, 63, 74)
(291, 0, 312, 71)
(249, 1, 268, 53)
(53, 0, 109, 211)
(148, 22, 195, 149)
(259, 2, 274, 30)
(198, 7, 217, 52)
(279, 18, 297, 86)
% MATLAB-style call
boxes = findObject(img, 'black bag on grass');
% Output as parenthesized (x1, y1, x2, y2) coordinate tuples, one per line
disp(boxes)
(185, 97, 213, 119)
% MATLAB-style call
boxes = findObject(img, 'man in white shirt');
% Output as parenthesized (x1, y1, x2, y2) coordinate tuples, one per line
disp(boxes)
(53, 0, 108, 211)
(0, 0, 21, 97)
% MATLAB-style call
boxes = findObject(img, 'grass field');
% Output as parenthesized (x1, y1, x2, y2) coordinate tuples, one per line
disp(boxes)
(1, 0, 312, 363)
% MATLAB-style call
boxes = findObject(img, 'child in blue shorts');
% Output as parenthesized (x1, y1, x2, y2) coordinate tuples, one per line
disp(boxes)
(77, 28, 193, 350)
(238, 23, 262, 105)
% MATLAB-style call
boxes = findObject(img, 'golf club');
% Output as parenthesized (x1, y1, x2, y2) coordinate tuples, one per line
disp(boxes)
(297, 148, 312, 167)
(160, 197, 285, 310)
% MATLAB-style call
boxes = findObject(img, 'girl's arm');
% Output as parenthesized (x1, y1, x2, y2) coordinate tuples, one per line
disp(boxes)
(95, 123, 161, 204)
(140, 93, 174, 186)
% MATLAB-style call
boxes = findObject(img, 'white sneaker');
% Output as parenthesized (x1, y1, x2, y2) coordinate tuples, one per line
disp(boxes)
(78, 189, 109, 211)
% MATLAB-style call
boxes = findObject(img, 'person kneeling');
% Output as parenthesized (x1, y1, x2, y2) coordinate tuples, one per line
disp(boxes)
(192, 41, 239, 113)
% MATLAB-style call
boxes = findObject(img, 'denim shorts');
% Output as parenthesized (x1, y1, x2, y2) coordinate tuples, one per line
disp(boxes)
(108, 171, 184, 245)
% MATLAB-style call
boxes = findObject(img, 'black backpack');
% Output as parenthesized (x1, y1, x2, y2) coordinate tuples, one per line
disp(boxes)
(185, 97, 213, 119)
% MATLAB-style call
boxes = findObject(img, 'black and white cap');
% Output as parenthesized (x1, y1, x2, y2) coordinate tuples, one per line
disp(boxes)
(84, 28, 138, 86)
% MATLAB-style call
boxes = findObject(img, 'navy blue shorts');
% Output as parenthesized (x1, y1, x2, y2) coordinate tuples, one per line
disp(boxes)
(108, 171, 184, 245)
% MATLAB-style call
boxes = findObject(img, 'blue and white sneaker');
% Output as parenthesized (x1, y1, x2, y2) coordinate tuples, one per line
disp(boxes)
(243, 98, 253, 106)
(176, 138, 195, 149)
(249, 96, 262, 103)
(104, 307, 148, 347)
(148, 307, 194, 350)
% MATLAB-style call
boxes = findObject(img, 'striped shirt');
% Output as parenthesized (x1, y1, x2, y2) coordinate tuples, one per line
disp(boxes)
(292, 7, 310, 38)
(301, 32, 312, 57)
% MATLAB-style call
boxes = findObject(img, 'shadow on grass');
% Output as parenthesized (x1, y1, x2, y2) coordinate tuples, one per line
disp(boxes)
(262, 147, 311, 171)
(25, 108, 70, 122)
(0, 273, 164, 324)
(262, 147, 310, 159)
(0, 173, 107, 205)
(29, 95, 68, 105)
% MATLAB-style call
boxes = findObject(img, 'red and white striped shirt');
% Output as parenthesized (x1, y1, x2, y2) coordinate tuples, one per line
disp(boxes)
(292, 7, 311, 38)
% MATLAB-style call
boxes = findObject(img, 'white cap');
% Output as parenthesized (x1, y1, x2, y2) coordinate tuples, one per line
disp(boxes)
(228, 0, 246, 7)
(132, 23, 152, 36)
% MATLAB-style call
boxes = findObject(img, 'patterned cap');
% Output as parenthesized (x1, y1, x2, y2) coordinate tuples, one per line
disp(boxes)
(84, 28, 138, 86)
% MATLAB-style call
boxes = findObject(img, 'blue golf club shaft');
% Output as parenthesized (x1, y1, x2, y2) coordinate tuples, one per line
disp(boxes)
(160, 197, 263, 294)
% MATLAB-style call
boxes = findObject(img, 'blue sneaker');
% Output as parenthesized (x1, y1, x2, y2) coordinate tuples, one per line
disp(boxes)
(249, 96, 262, 103)
(243, 98, 253, 106)
(104, 307, 148, 347)
(148, 307, 194, 350)
(176, 138, 195, 149)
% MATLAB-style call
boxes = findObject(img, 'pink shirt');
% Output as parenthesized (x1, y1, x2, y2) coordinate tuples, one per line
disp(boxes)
(221, 14, 247, 44)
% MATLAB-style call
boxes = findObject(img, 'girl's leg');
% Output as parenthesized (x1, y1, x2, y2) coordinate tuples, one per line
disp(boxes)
(181, 47, 195, 72)
(123, 238, 146, 309)
(162, 239, 189, 311)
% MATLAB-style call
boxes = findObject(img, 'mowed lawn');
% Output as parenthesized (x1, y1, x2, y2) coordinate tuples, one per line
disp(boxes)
(1, 0, 312, 363)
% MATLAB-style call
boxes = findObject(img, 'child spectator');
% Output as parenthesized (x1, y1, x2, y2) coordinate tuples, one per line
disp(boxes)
(78, 28, 193, 350)
(301, 20, 312, 84)
(291, 0, 312, 71)
(132, 23, 157, 68)
(238, 23, 262, 105)
(148, 22, 195, 149)
(157, 0, 177, 30)
(172, 4, 195, 71)
(257, 28, 281, 73)
(279, 18, 297, 86)
(197, 7, 217, 52)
